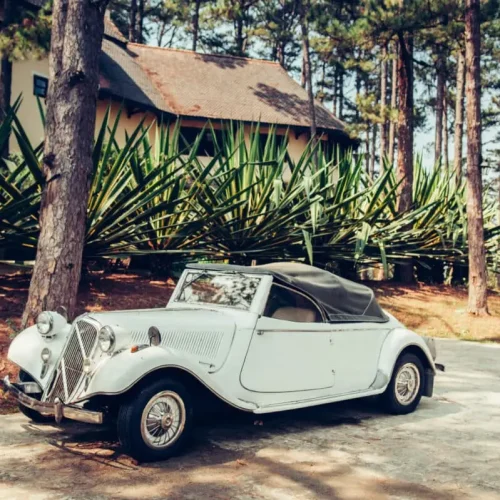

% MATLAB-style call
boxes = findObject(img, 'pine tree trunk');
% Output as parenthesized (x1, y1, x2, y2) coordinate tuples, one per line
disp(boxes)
(129, 0, 138, 42)
(365, 127, 370, 175)
(379, 45, 387, 168)
(497, 178, 500, 289)
(464, 0, 488, 315)
(236, 0, 244, 57)
(394, 31, 414, 283)
(443, 89, 449, 173)
(388, 42, 398, 166)
(454, 49, 466, 180)
(0, 0, 13, 156)
(22, 0, 109, 327)
(332, 66, 338, 115)
(300, 51, 306, 88)
(435, 54, 445, 165)
(137, 0, 145, 44)
(338, 69, 344, 119)
(370, 124, 377, 179)
(192, 0, 201, 51)
(299, 1, 316, 140)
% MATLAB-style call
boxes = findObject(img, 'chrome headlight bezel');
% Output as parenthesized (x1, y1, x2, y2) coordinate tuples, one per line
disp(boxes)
(98, 325, 116, 353)
(36, 311, 54, 337)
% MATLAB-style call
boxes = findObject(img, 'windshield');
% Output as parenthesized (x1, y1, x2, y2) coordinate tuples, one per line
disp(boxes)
(175, 271, 262, 310)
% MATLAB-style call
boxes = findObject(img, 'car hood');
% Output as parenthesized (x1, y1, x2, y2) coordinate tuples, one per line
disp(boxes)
(85, 308, 240, 369)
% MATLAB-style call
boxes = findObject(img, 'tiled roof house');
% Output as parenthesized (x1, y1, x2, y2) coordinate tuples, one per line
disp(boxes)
(4, 2, 353, 159)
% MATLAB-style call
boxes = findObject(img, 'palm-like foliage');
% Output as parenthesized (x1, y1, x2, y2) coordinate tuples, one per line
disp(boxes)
(0, 107, 498, 279)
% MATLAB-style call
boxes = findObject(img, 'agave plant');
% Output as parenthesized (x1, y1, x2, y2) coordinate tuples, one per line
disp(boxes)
(1, 106, 499, 279)
(189, 123, 340, 264)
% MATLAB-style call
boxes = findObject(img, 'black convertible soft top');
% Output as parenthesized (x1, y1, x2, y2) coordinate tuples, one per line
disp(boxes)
(186, 262, 388, 323)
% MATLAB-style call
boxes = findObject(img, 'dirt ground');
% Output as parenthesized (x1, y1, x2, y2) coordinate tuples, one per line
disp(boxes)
(1, 339, 500, 499)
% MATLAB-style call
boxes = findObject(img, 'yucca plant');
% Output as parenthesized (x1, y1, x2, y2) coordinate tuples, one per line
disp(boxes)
(1, 105, 499, 279)
(192, 123, 338, 264)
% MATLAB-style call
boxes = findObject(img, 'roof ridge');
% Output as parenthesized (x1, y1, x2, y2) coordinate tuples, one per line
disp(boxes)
(127, 42, 281, 66)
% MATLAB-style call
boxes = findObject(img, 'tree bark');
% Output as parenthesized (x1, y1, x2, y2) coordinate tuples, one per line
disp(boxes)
(139, 0, 145, 43)
(365, 127, 370, 175)
(192, 0, 201, 51)
(129, 0, 138, 42)
(300, 49, 306, 88)
(299, 0, 316, 140)
(235, 0, 245, 57)
(454, 49, 466, 180)
(338, 68, 344, 119)
(497, 178, 500, 289)
(443, 89, 449, 173)
(394, 30, 414, 283)
(379, 45, 387, 169)
(332, 65, 338, 116)
(0, 0, 13, 157)
(370, 124, 377, 179)
(388, 42, 398, 166)
(435, 53, 445, 165)
(464, 0, 488, 315)
(22, 0, 110, 327)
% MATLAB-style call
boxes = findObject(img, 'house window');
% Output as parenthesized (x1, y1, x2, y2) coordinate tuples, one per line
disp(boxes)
(180, 127, 224, 157)
(33, 75, 48, 98)
(259, 133, 288, 154)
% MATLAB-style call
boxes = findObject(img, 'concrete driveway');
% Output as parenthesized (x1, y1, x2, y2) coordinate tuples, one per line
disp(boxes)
(1, 339, 499, 500)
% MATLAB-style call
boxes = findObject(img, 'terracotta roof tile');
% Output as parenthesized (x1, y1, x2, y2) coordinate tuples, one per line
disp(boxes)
(98, 39, 346, 133)
(99, 40, 167, 112)
(104, 18, 127, 44)
(126, 44, 346, 132)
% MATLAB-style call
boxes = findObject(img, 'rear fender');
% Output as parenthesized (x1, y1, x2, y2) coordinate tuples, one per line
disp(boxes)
(372, 328, 436, 390)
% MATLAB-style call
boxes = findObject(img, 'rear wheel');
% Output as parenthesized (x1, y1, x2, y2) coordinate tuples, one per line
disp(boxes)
(117, 377, 194, 462)
(382, 353, 424, 415)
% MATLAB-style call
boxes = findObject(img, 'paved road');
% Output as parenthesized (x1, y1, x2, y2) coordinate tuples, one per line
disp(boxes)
(1, 339, 499, 500)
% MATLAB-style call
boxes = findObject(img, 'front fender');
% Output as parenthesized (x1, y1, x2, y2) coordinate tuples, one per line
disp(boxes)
(77, 346, 255, 411)
(8, 322, 71, 389)
(376, 328, 436, 386)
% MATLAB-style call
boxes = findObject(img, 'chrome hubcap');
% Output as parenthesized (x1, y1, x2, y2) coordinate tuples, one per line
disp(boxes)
(395, 362, 420, 405)
(141, 391, 186, 449)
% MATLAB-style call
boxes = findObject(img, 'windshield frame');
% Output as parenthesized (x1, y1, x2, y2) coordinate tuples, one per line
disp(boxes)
(169, 269, 271, 314)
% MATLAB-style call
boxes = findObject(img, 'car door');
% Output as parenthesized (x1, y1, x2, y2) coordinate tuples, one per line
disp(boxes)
(240, 284, 335, 393)
(329, 323, 391, 395)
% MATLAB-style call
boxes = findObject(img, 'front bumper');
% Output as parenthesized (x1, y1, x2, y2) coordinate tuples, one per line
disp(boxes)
(1, 376, 103, 425)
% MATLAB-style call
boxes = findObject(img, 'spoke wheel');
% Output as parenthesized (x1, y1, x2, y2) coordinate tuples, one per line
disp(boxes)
(118, 377, 194, 462)
(381, 353, 425, 415)
(141, 391, 186, 450)
(394, 363, 420, 406)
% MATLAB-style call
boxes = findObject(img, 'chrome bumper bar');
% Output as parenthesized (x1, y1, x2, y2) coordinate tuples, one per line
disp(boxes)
(1, 376, 103, 425)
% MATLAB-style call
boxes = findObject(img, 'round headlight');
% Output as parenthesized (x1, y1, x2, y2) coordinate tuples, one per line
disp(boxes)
(41, 347, 51, 363)
(98, 326, 115, 353)
(36, 312, 53, 337)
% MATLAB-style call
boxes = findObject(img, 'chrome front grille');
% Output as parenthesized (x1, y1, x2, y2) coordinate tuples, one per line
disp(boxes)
(45, 319, 99, 403)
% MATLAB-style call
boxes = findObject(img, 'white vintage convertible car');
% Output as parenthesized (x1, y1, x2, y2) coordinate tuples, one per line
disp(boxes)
(2, 262, 443, 461)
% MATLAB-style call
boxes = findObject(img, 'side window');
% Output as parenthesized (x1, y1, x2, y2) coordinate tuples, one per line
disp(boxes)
(263, 284, 322, 323)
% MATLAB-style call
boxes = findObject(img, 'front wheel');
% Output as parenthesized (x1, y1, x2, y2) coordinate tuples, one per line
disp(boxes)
(117, 377, 194, 462)
(381, 353, 424, 415)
